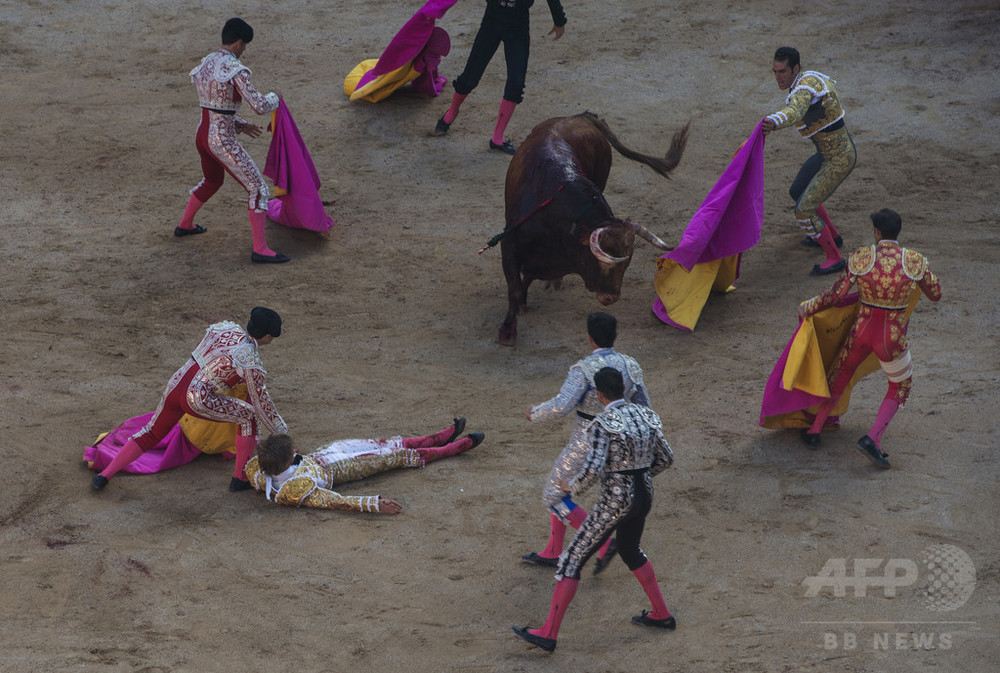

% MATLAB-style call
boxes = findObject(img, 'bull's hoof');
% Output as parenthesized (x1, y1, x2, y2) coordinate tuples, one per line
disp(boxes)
(498, 328, 517, 347)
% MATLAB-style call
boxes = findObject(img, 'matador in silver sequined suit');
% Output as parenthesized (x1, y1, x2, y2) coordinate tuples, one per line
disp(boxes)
(530, 347, 649, 514)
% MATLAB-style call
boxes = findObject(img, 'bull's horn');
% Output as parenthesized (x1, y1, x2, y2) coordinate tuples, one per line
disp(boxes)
(627, 220, 674, 251)
(590, 227, 630, 264)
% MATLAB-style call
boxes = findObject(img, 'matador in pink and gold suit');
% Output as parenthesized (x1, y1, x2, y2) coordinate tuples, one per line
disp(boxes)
(798, 208, 942, 467)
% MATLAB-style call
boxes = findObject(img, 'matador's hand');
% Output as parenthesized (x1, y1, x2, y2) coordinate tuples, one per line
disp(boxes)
(761, 118, 776, 135)
(548, 25, 565, 40)
(380, 499, 402, 515)
(525, 406, 534, 421)
(242, 123, 263, 138)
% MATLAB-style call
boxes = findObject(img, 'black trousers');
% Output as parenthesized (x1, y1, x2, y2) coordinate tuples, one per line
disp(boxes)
(453, 15, 530, 103)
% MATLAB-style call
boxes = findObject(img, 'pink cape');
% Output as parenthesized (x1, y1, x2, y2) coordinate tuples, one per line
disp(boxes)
(263, 101, 336, 234)
(356, 0, 458, 96)
(82, 413, 209, 474)
(652, 123, 765, 324)
(757, 293, 863, 428)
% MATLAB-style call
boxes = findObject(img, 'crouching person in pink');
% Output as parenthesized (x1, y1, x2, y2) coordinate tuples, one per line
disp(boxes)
(91, 307, 287, 493)
(245, 420, 485, 512)
(513, 368, 676, 653)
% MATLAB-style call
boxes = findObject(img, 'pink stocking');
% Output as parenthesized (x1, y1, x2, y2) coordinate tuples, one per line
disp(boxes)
(415, 436, 473, 464)
(402, 422, 458, 449)
(815, 204, 840, 239)
(442, 93, 467, 125)
(815, 225, 844, 269)
(869, 399, 900, 448)
(99, 438, 145, 480)
(530, 578, 579, 640)
(233, 434, 258, 481)
(249, 209, 275, 256)
(178, 194, 205, 230)
(491, 99, 517, 146)
(808, 396, 839, 434)
(539, 513, 568, 559)
(633, 561, 671, 620)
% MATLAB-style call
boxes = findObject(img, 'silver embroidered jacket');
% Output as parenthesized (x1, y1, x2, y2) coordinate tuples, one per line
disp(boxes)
(190, 49, 279, 129)
(571, 401, 673, 496)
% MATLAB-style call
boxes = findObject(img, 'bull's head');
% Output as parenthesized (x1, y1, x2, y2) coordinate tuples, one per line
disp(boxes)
(589, 220, 673, 305)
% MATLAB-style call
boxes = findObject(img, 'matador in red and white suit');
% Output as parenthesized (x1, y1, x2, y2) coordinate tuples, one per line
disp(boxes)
(176, 18, 288, 263)
(798, 208, 942, 467)
(92, 308, 287, 492)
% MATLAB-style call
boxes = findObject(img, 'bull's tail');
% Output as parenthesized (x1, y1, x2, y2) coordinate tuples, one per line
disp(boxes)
(581, 111, 690, 179)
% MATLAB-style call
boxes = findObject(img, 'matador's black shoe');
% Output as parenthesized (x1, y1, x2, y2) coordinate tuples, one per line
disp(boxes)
(446, 417, 467, 444)
(521, 552, 559, 567)
(251, 251, 291, 264)
(632, 610, 677, 630)
(800, 428, 821, 449)
(433, 117, 451, 136)
(809, 259, 846, 276)
(174, 225, 207, 237)
(91, 474, 109, 492)
(593, 538, 618, 575)
(801, 234, 843, 249)
(465, 431, 485, 450)
(489, 139, 517, 155)
(512, 626, 556, 653)
(856, 435, 891, 469)
(229, 477, 254, 492)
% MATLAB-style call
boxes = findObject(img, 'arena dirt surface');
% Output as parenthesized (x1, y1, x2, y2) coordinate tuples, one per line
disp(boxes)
(1, 1, 998, 671)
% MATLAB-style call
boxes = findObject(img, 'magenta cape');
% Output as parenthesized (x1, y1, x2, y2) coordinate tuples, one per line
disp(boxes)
(356, 0, 457, 96)
(263, 101, 336, 234)
(82, 413, 208, 474)
(652, 123, 765, 325)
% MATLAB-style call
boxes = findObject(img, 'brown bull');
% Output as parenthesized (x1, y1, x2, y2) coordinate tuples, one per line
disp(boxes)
(498, 112, 690, 346)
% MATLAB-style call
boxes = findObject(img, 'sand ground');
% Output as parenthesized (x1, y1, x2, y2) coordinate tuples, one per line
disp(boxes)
(1, 0, 998, 671)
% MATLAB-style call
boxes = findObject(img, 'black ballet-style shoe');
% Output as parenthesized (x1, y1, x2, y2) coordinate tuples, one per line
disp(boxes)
(489, 139, 517, 155)
(433, 117, 451, 136)
(446, 417, 467, 444)
(512, 625, 556, 653)
(593, 538, 618, 575)
(856, 435, 891, 469)
(251, 251, 291, 264)
(174, 225, 207, 237)
(91, 474, 109, 491)
(800, 428, 821, 449)
(809, 259, 846, 276)
(631, 610, 676, 630)
(229, 477, 254, 492)
(465, 431, 485, 450)
(801, 234, 843, 249)
(521, 552, 559, 567)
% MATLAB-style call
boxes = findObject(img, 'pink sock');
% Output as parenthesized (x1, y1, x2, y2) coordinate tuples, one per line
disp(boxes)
(815, 225, 843, 268)
(530, 577, 579, 640)
(233, 434, 258, 481)
(869, 399, 900, 448)
(178, 194, 205, 230)
(415, 436, 473, 464)
(808, 397, 838, 434)
(403, 422, 457, 449)
(816, 204, 840, 239)
(99, 438, 146, 479)
(491, 99, 517, 145)
(442, 93, 467, 125)
(249, 209, 276, 256)
(632, 561, 671, 620)
(540, 513, 567, 559)
(566, 506, 587, 529)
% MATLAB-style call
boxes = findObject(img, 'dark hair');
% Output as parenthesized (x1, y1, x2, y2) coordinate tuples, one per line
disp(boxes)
(258, 434, 294, 475)
(222, 17, 254, 45)
(594, 367, 625, 401)
(871, 208, 903, 240)
(773, 46, 800, 69)
(587, 312, 617, 348)
(247, 306, 281, 339)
